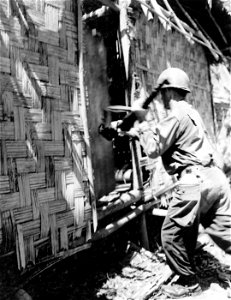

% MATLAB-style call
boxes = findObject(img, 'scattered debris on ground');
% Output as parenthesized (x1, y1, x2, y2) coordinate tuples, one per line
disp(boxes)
(97, 242, 173, 300)
(96, 237, 231, 300)
(1, 230, 231, 300)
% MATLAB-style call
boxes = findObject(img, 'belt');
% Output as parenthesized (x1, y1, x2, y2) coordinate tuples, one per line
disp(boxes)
(179, 162, 215, 179)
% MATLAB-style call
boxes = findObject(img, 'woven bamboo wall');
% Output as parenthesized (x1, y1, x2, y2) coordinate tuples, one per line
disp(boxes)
(0, 0, 95, 269)
(132, 12, 215, 138)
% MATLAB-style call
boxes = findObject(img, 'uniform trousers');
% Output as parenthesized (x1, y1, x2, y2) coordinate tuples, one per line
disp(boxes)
(161, 165, 231, 276)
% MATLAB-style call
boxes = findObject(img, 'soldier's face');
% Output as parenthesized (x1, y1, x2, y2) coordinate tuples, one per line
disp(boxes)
(160, 89, 171, 109)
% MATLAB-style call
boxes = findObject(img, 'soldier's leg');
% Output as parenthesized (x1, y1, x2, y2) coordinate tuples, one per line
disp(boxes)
(161, 182, 201, 276)
(200, 167, 231, 254)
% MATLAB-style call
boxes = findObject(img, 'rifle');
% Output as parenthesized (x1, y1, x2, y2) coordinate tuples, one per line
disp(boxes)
(106, 84, 163, 131)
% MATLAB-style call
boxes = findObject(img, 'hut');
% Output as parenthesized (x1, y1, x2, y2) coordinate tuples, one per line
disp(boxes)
(0, 0, 230, 272)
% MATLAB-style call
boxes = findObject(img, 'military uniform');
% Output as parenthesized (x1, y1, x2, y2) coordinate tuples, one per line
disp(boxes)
(137, 99, 231, 277)
(123, 67, 231, 297)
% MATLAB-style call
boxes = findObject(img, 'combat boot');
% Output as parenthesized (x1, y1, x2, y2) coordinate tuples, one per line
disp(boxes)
(162, 275, 202, 298)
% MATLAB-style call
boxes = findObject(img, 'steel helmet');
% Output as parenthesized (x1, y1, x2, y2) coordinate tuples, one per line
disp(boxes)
(157, 68, 191, 92)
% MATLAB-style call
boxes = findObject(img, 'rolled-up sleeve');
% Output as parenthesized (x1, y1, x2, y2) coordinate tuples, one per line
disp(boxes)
(138, 115, 180, 158)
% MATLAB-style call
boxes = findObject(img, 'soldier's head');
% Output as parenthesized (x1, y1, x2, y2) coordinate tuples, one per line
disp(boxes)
(157, 68, 190, 108)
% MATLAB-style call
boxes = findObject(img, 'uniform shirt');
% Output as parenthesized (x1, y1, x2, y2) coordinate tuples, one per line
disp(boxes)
(138, 100, 215, 176)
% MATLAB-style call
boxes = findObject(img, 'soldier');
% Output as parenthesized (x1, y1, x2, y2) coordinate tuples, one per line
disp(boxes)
(127, 68, 231, 298)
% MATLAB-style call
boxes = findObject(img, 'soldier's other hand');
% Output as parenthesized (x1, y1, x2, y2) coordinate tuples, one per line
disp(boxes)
(110, 120, 122, 130)
(118, 128, 140, 139)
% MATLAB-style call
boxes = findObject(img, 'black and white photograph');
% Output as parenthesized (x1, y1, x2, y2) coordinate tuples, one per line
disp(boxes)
(0, 0, 231, 299)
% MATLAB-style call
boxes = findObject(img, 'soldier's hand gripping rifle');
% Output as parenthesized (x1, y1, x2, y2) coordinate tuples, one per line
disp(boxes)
(99, 78, 167, 140)
(106, 82, 165, 132)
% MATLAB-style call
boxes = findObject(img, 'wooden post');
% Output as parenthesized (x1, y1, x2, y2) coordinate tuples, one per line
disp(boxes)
(118, 0, 150, 249)
(119, 0, 130, 81)
(130, 139, 150, 250)
(140, 211, 150, 250)
(77, 1, 97, 231)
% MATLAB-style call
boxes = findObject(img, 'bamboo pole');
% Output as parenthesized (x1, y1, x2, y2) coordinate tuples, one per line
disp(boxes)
(192, 16, 224, 58)
(205, 5, 228, 45)
(92, 204, 143, 241)
(135, 0, 223, 60)
(77, 1, 98, 231)
(162, 0, 194, 44)
(149, 0, 170, 30)
(92, 200, 156, 241)
(98, 189, 142, 220)
(98, 181, 177, 220)
(93, 182, 177, 241)
(174, 0, 221, 60)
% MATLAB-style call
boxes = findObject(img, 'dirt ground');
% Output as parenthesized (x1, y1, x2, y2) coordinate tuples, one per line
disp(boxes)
(1, 218, 231, 300)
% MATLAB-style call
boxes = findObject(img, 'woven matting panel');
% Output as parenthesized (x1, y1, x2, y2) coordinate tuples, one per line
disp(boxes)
(0, 0, 92, 269)
(131, 12, 215, 139)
